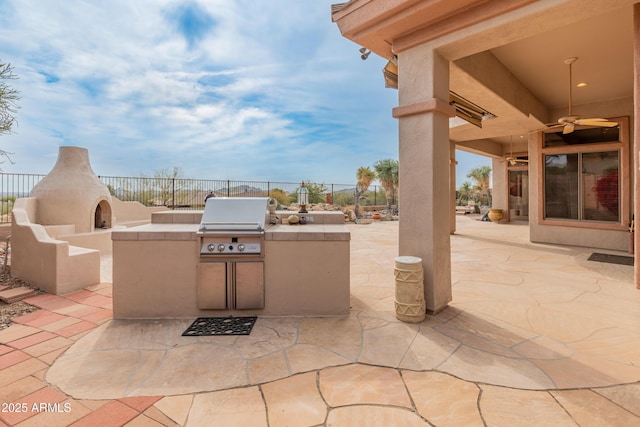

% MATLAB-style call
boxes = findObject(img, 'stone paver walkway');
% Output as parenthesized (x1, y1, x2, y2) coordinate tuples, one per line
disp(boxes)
(1, 216, 640, 426)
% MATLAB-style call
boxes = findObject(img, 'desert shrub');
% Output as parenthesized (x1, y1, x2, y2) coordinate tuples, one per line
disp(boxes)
(332, 191, 354, 207)
(287, 181, 328, 204)
(269, 188, 289, 207)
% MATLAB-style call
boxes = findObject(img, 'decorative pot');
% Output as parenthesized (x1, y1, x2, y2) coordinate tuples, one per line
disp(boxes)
(488, 208, 504, 223)
(287, 214, 300, 225)
(372, 213, 382, 220)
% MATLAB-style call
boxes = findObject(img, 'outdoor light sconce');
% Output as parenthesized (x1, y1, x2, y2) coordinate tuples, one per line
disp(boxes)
(297, 182, 309, 214)
(359, 47, 371, 60)
(383, 55, 398, 89)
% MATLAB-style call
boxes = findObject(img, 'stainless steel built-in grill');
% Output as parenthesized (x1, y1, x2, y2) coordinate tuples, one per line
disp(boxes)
(198, 197, 269, 256)
(196, 197, 270, 310)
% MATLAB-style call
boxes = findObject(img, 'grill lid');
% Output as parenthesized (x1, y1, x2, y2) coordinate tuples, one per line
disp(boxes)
(199, 197, 269, 233)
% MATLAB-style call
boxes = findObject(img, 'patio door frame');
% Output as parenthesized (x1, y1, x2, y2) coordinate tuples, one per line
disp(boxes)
(504, 152, 529, 223)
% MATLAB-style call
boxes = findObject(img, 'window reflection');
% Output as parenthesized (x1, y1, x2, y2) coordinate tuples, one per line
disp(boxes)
(544, 151, 619, 222)
(544, 154, 578, 220)
(583, 151, 619, 222)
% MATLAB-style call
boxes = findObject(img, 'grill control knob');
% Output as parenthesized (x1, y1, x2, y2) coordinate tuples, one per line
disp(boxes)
(207, 244, 216, 252)
(217, 244, 225, 252)
(238, 244, 245, 252)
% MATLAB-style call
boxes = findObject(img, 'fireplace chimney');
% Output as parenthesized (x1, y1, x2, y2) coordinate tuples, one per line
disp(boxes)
(30, 146, 112, 233)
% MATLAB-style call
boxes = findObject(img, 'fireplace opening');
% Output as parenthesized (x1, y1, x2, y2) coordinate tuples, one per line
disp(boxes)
(94, 199, 112, 230)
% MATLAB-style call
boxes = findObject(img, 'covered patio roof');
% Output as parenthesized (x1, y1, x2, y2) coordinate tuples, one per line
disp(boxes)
(332, 0, 635, 158)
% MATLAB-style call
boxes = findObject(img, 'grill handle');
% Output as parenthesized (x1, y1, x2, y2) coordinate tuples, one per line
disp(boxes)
(200, 221, 263, 231)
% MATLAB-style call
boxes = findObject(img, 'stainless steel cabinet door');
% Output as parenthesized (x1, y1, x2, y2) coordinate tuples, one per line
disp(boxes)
(196, 262, 227, 309)
(234, 262, 265, 309)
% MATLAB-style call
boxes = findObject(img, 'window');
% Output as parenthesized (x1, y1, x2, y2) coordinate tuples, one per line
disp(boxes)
(544, 151, 619, 222)
(583, 151, 619, 222)
(540, 117, 627, 229)
(544, 153, 579, 220)
(543, 126, 619, 147)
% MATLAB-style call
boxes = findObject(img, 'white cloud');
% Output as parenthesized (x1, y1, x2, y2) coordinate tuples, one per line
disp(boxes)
(0, 0, 400, 184)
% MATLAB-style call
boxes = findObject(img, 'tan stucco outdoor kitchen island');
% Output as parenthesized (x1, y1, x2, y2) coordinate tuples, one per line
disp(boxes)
(111, 210, 350, 318)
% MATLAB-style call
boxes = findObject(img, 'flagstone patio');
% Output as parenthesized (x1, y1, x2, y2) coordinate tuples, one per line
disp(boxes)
(1, 215, 640, 426)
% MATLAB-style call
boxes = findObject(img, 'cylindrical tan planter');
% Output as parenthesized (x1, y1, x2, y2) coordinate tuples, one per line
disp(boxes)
(488, 208, 504, 223)
(394, 256, 426, 323)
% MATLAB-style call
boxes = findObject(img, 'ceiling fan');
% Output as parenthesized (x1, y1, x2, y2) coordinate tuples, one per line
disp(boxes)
(546, 57, 618, 134)
(506, 135, 528, 166)
(507, 156, 528, 166)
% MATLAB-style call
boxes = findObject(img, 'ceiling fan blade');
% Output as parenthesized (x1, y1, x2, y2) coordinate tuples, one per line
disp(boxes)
(574, 118, 618, 127)
(506, 155, 528, 166)
(544, 123, 564, 130)
(562, 123, 574, 134)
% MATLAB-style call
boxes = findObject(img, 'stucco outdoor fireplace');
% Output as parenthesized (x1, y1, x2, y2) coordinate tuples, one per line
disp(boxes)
(11, 145, 170, 295)
(30, 146, 113, 233)
(10, 146, 113, 295)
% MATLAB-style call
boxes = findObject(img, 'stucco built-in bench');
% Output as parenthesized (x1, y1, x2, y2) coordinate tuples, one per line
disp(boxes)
(11, 198, 101, 294)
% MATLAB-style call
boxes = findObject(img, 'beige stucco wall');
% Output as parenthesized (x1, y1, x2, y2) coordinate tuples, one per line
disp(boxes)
(262, 239, 350, 315)
(60, 230, 114, 255)
(112, 197, 166, 225)
(112, 238, 198, 318)
(491, 158, 508, 216)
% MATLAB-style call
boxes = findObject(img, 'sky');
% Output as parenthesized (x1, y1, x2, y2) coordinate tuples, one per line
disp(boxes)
(0, 0, 490, 187)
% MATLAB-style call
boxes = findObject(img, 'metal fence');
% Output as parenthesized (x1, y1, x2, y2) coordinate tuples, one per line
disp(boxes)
(98, 176, 357, 209)
(0, 172, 398, 223)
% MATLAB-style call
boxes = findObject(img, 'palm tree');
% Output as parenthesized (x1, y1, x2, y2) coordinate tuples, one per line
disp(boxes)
(466, 166, 492, 206)
(374, 159, 399, 211)
(355, 166, 376, 217)
(457, 181, 474, 205)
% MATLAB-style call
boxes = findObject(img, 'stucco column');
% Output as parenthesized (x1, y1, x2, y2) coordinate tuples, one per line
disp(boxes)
(393, 46, 454, 313)
(634, 4, 640, 289)
(450, 141, 457, 234)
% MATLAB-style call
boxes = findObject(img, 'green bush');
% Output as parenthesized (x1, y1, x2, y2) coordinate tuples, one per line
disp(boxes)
(288, 181, 328, 204)
(362, 188, 386, 206)
(332, 191, 354, 207)
(269, 188, 289, 207)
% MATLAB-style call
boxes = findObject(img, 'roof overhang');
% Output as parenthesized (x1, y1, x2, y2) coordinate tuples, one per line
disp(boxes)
(331, 0, 536, 58)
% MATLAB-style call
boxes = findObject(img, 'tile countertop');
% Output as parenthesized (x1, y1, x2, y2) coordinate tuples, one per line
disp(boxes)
(111, 223, 350, 241)
(265, 223, 350, 241)
(111, 223, 200, 241)
(150, 210, 346, 225)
